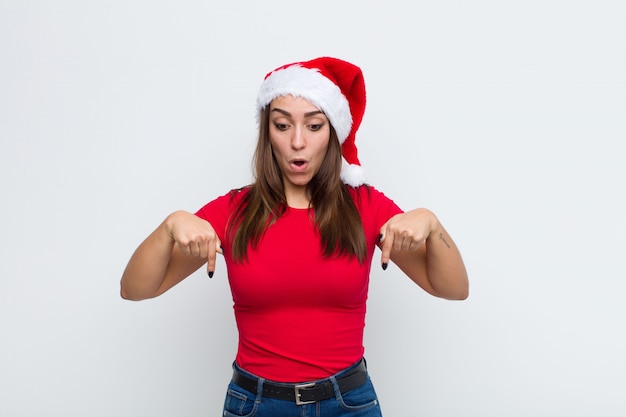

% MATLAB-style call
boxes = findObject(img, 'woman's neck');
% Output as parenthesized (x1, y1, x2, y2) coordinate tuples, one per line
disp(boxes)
(286, 194, 310, 209)
(284, 184, 310, 209)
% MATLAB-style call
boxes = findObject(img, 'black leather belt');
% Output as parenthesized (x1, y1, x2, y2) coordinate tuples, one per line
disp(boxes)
(232, 359, 368, 405)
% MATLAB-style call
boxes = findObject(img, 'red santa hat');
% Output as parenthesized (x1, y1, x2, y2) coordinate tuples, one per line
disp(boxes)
(257, 57, 367, 187)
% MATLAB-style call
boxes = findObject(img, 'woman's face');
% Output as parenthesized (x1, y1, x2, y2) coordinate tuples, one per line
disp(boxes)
(268, 95, 331, 194)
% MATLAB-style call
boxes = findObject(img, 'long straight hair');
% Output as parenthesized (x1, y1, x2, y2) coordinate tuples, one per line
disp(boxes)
(228, 107, 367, 263)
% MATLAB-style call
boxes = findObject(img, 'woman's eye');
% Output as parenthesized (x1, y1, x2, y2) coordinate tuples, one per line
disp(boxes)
(309, 124, 322, 131)
(273, 123, 289, 131)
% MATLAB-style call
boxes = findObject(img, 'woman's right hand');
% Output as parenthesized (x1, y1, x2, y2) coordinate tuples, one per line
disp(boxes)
(165, 210, 223, 277)
(121, 211, 223, 300)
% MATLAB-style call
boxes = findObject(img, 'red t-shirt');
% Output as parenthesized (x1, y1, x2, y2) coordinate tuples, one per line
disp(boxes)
(196, 185, 402, 382)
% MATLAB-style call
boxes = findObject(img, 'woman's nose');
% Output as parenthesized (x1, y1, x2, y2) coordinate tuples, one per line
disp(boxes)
(291, 127, 306, 149)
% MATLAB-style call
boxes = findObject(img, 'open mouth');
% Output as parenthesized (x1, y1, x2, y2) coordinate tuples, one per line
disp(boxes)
(293, 160, 305, 167)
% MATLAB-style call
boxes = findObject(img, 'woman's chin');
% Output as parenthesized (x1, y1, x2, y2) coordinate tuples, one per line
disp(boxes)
(284, 174, 313, 188)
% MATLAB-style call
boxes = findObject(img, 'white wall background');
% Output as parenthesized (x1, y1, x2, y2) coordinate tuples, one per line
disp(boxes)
(1, 1, 625, 416)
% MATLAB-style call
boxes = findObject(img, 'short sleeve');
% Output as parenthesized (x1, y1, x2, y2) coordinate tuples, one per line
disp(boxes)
(195, 188, 248, 244)
(349, 185, 403, 244)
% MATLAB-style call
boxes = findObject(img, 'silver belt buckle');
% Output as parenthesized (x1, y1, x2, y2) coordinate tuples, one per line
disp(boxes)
(294, 382, 316, 405)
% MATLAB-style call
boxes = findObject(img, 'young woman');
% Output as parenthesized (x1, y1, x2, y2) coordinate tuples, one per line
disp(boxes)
(121, 57, 469, 417)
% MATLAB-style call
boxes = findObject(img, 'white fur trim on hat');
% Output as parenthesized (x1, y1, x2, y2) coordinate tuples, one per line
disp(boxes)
(340, 158, 366, 187)
(257, 65, 353, 144)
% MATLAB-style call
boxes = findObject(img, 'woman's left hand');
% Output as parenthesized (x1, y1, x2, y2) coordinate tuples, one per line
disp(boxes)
(378, 208, 469, 300)
(378, 208, 439, 269)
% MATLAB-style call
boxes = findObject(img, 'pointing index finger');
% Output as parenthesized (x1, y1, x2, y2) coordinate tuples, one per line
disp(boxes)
(379, 229, 394, 271)
(206, 239, 222, 278)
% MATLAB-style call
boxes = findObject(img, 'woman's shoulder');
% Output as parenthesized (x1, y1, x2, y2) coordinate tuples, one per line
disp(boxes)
(197, 185, 251, 215)
(226, 185, 251, 201)
(348, 184, 403, 215)
(348, 184, 389, 203)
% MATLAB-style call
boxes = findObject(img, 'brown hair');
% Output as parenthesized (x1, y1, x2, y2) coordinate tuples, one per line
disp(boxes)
(228, 107, 367, 263)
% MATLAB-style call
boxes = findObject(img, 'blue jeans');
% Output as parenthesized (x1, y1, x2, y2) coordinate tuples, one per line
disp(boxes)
(222, 359, 383, 417)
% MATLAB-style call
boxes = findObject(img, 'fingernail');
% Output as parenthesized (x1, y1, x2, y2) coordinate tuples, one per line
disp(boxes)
(378, 234, 383, 243)
(382, 262, 388, 271)
(220, 245, 224, 252)
(208, 270, 214, 278)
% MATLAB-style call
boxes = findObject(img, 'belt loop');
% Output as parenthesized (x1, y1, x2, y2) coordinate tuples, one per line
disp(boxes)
(328, 375, 341, 400)
(255, 376, 265, 402)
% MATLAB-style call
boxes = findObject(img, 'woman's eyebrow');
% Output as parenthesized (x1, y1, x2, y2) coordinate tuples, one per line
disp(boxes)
(270, 108, 324, 118)
(270, 108, 290, 117)
(304, 110, 324, 117)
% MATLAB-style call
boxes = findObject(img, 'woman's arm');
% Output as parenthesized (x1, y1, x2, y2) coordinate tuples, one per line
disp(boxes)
(120, 210, 222, 301)
(378, 208, 469, 300)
